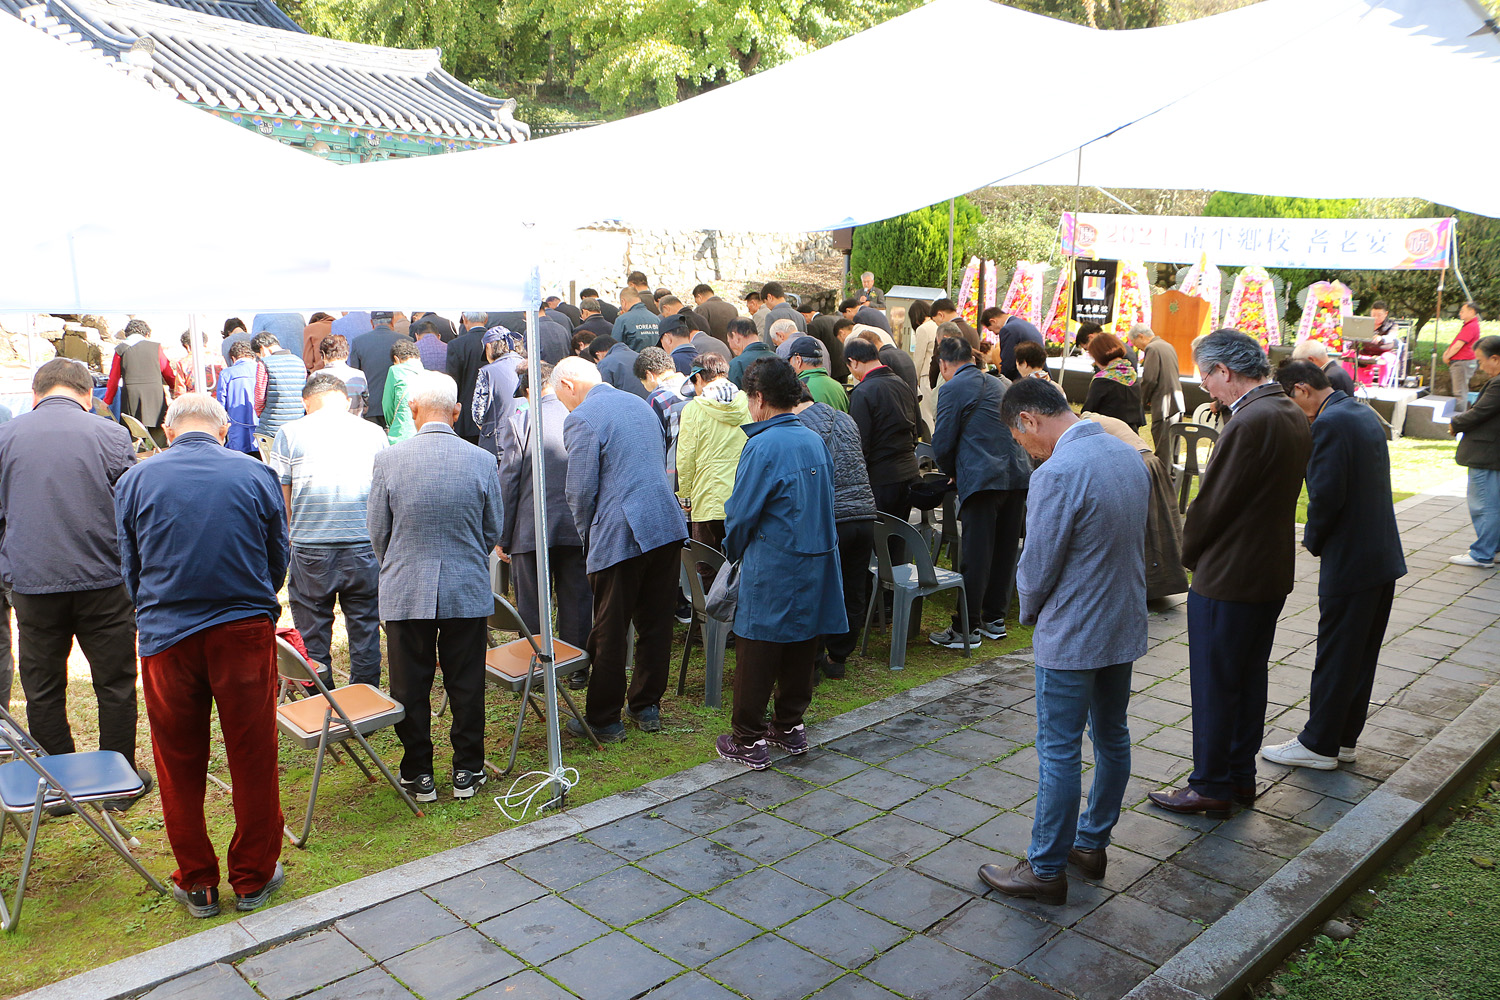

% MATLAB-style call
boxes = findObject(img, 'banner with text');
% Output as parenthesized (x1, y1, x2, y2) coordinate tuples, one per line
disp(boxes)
(1071, 259, 1117, 325)
(1060, 213, 1454, 271)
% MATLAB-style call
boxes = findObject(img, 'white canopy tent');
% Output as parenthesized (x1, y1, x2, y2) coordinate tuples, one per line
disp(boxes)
(356, 0, 1500, 232)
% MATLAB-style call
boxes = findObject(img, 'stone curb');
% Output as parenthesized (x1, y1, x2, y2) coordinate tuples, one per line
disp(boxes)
(19, 655, 1022, 1000)
(1124, 678, 1500, 1000)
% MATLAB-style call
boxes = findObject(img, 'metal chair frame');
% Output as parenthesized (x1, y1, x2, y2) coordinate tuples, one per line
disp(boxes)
(274, 637, 422, 848)
(0, 708, 166, 931)
(253, 432, 275, 463)
(860, 512, 970, 669)
(1166, 421, 1220, 515)
(677, 540, 729, 708)
(119, 413, 159, 455)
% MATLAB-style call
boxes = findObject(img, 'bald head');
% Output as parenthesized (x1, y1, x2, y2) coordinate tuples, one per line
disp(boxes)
(552, 356, 602, 411)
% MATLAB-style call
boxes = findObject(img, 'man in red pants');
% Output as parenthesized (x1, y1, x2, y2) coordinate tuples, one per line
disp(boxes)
(115, 393, 290, 918)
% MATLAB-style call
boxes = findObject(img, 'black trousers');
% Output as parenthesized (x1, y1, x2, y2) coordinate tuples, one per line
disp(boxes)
(1300, 580, 1396, 758)
(823, 520, 874, 663)
(953, 489, 1027, 629)
(733, 635, 818, 744)
(872, 481, 914, 565)
(386, 617, 487, 779)
(0, 588, 12, 713)
(511, 546, 593, 650)
(689, 520, 726, 594)
(584, 543, 679, 728)
(1186, 590, 1283, 799)
(11, 585, 138, 766)
(288, 544, 382, 687)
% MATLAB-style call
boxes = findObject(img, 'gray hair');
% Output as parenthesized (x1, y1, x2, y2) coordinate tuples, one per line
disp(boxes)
(861, 271, 874, 281)
(1194, 328, 1269, 380)
(408, 371, 458, 412)
(769, 318, 799, 339)
(551, 356, 602, 392)
(461, 311, 488, 324)
(164, 393, 228, 430)
(999, 376, 1071, 431)
(936, 321, 961, 340)
(1128, 323, 1154, 342)
(1290, 339, 1329, 362)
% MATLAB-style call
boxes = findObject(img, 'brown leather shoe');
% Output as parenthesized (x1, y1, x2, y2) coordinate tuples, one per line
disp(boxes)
(1148, 786, 1232, 819)
(1232, 786, 1257, 807)
(1068, 847, 1107, 880)
(978, 859, 1067, 905)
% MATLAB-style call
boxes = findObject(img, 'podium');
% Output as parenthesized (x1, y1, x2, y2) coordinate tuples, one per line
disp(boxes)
(1151, 290, 1211, 376)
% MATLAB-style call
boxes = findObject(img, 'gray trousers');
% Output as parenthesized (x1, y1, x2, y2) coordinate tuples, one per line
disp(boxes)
(1451, 359, 1477, 414)
(288, 544, 382, 687)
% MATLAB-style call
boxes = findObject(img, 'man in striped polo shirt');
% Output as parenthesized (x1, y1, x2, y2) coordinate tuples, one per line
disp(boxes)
(269, 373, 389, 687)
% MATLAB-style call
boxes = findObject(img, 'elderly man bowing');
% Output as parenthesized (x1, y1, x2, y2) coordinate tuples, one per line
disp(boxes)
(553, 357, 687, 742)
(368, 371, 504, 804)
(977, 379, 1149, 904)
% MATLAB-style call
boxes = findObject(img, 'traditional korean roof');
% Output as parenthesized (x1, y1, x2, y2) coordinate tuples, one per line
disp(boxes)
(3, 0, 528, 144)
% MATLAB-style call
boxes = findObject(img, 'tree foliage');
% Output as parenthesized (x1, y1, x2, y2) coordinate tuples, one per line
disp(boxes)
(849, 198, 984, 294)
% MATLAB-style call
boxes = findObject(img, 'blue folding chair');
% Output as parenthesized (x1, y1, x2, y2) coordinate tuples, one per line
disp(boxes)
(0, 707, 166, 931)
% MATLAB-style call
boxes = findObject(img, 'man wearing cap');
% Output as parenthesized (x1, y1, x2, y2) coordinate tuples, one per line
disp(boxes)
(773, 320, 832, 371)
(349, 311, 412, 429)
(727, 319, 776, 389)
(788, 337, 848, 411)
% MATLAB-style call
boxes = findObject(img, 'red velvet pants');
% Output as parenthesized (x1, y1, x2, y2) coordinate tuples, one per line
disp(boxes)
(140, 615, 283, 894)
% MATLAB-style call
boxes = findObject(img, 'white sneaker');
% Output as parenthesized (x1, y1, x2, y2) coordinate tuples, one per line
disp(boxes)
(928, 627, 982, 650)
(1338, 747, 1357, 763)
(1260, 738, 1338, 770)
(1449, 553, 1496, 568)
(977, 619, 1007, 640)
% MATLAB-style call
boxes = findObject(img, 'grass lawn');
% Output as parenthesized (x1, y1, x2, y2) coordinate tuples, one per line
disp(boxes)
(0, 585, 1028, 998)
(1261, 767, 1500, 1000)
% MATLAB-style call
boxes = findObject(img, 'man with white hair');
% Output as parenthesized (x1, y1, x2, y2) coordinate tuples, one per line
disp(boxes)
(553, 357, 687, 741)
(368, 371, 503, 803)
(856, 271, 885, 309)
(1129, 323, 1184, 465)
(772, 318, 832, 371)
(115, 393, 289, 919)
(1291, 337, 1356, 397)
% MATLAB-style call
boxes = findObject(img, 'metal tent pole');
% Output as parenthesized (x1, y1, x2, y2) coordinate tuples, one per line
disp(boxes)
(946, 198, 956, 298)
(524, 265, 565, 805)
(189, 314, 205, 397)
(1431, 265, 1445, 391)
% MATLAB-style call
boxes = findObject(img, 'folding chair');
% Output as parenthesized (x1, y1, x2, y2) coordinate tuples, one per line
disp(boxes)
(914, 442, 938, 475)
(1166, 422, 1220, 514)
(0, 707, 166, 931)
(861, 512, 970, 669)
(253, 432, 274, 463)
(677, 540, 729, 709)
(273, 637, 422, 848)
(486, 593, 601, 776)
(119, 413, 159, 455)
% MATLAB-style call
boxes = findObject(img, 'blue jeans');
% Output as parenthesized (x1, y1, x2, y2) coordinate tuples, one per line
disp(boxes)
(1467, 467, 1500, 564)
(1027, 662, 1133, 878)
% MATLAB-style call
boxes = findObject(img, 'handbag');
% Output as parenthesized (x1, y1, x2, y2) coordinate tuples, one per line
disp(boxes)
(705, 559, 740, 624)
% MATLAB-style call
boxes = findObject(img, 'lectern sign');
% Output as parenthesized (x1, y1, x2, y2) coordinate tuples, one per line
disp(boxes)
(1071, 259, 1117, 325)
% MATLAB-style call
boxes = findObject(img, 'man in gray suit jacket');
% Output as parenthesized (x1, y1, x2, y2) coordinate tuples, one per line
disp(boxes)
(368, 371, 504, 803)
(553, 358, 689, 741)
(496, 362, 592, 674)
(978, 379, 1149, 906)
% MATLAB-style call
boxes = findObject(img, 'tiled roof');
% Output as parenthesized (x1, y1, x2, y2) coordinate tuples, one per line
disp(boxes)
(4, 0, 528, 142)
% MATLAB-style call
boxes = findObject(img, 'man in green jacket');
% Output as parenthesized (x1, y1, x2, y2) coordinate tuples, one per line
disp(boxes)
(789, 337, 848, 411)
(727, 319, 776, 388)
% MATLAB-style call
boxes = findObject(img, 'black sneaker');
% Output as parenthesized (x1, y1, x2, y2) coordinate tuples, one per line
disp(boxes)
(767, 724, 809, 755)
(674, 600, 693, 625)
(627, 705, 662, 733)
(716, 734, 770, 769)
(235, 862, 285, 912)
(565, 669, 590, 690)
(173, 882, 220, 919)
(400, 774, 437, 803)
(823, 659, 847, 680)
(104, 769, 154, 813)
(453, 769, 487, 799)
(566, 716, 625, 743)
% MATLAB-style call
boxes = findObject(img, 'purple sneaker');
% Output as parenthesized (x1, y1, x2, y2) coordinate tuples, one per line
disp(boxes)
(716, 734, 770, 770)
(766, 724, 809, 755)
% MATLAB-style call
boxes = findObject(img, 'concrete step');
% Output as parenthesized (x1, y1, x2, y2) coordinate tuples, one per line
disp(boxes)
(1403, 395, 1454, 439)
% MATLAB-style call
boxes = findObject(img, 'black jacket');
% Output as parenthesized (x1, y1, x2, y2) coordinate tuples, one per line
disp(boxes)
(537, 315, 572, 365)
(850, 365, 920, 487)
(808, 315, 849, 382)
(1454, 374, 1500, 471)
(576, 315, 614, 343)
(932, 364, 1031, 504)
(879, 345, 918, 395)
(1322, 360, 1357, 398)
(445, 327, 489, 438)
(1083, 376, 1145, 431)
(1303, 391, 1406, 595)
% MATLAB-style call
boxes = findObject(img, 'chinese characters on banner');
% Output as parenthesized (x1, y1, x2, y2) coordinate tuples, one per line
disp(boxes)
(1060, 213, 1454, 270)
(1071, 259, 1118, 325)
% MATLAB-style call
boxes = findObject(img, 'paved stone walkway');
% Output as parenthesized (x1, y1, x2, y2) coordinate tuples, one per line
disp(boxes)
(137, 493, 1499, 1000)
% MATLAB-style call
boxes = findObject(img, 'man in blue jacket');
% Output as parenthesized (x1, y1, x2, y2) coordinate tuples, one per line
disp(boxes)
(1261, 362, 1405, 770)
(611, 288, 661, 353)
(930, 336, 1031, 649)
(215, 341, 260, 455)
(553, 358, 688, 741)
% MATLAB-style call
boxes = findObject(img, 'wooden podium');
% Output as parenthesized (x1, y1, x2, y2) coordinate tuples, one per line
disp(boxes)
(1151, 290, 1211, 376)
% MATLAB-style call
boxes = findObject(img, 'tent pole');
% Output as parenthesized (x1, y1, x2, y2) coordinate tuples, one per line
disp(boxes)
(25, 313, 35, 371)
(1431, 265, 1445, 392)
(189, 314, 205, 397)
(946, 198, 955, 298)
(524, 265, 565, 805)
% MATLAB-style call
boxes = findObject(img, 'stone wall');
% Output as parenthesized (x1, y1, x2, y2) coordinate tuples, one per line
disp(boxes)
(538, 226, 840, 303)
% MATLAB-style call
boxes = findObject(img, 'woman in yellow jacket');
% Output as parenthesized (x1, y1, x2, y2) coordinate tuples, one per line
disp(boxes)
(676, 354, 752, 563)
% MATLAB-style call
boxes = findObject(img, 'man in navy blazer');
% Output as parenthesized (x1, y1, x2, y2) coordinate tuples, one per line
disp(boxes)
(368, 371, 504, 802)
(588, 335, 650, 399)
(553, 358, 688, 741)
(1262, 362, 1405, 770)
(930, 335, 1032, 650)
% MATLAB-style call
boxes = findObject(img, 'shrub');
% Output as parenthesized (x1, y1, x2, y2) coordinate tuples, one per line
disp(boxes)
(849, 197, 983, 295)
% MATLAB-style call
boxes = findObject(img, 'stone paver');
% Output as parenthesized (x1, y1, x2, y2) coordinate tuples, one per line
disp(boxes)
(100, 493, 1500, 1000)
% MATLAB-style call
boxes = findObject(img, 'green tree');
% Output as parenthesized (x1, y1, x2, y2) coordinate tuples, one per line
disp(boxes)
(1203, 191, 1359, 321)
(849, 198, 984, 294)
